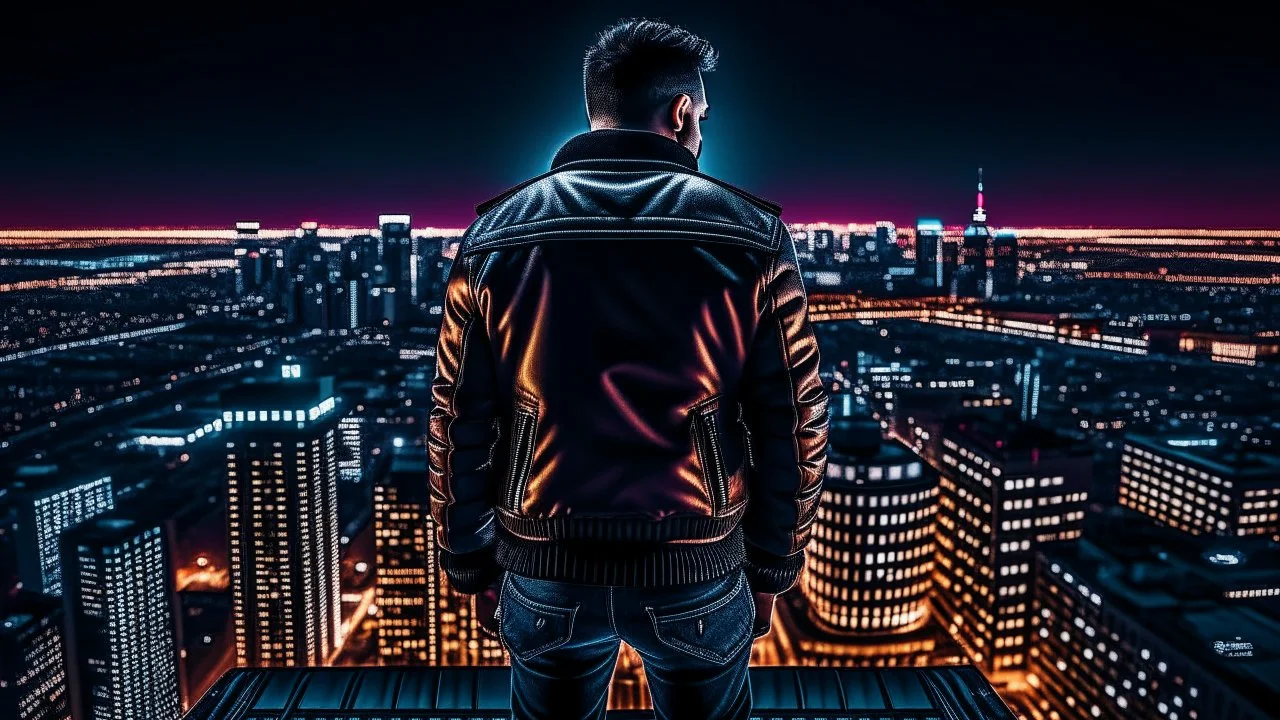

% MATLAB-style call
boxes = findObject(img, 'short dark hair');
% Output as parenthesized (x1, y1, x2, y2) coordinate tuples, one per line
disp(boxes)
(583, 18, 717, 126)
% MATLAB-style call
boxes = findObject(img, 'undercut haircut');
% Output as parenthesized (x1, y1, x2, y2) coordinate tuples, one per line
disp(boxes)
(583, 18, 717, 127)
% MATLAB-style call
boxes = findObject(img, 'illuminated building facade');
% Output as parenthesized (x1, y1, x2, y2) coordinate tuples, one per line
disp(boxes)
(1027, 540, 1275, 720)
(338, 414, 365, 482)
(0, 593, 69, 720)
(915, 218, 946, 290)
(933, 418, 1091, 676)
(61, 514, 182, 720)
(1119, 434, 1280, 539)
(374, 452, 435, 665)
(223, 372, 343, 667)
(12, 466, 114, 596)
(805, 417, 939, 635)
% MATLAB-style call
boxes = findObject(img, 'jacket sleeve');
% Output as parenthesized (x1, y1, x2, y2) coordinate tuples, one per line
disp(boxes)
(740, 225, 829, 595)
(429, 253, 503, 594)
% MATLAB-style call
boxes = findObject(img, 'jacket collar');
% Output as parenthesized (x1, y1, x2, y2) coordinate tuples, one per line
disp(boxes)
(474, 128, 781, 217)
(550, 129, 699, 171)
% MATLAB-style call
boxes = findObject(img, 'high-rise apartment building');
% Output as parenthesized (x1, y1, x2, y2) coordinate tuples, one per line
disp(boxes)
(12, 466, 114, 596)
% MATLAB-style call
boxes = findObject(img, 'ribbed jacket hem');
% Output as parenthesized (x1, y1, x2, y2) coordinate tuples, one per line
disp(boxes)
(495, 508, 746, 543)
(496, 526, 746, 587)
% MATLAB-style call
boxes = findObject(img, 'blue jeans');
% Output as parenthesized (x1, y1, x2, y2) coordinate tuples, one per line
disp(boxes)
(498, 568, 754, 720)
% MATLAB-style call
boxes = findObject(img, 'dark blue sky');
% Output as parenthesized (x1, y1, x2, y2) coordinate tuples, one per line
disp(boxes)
(2, 1, 1277, 228)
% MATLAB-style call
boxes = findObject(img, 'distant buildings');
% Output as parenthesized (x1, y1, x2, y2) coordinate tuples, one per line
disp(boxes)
(61, 512, 182, 720)
(11, 466, 114, 596)
(915, 218, 946, 291)
(0, 592, 69, 720)
(223, 370, 343, 667)
(991, 230, 1019, 298)
(1026, 518, 1278, 720)
(932, 418, 1091, 677)
(1119, 434, 1280, 539)
(804, 416, 939, 635)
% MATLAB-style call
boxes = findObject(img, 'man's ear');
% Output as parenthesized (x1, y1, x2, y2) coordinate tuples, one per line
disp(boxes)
(670, 94, 692, 133)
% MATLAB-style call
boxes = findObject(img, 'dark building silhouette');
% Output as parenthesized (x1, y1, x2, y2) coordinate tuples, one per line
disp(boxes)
(958, 169, 993, 299)
(915, 218, 945, 291)
(991, 230, 1018, 298)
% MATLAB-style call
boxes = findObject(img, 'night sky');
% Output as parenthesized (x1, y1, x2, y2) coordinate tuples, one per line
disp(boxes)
(2, 1, 1277, 229)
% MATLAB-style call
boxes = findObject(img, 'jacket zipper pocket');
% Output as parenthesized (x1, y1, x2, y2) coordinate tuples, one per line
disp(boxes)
(506, 402, 538, 512)
(737, 403, 755, 472)
(692, 400, 729, 516)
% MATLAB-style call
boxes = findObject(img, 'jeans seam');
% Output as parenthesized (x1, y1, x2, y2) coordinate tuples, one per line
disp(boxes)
(607, 586, 617, 635)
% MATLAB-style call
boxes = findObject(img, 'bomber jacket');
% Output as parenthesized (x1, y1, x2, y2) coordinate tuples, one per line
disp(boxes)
(428, 128, 829, 595)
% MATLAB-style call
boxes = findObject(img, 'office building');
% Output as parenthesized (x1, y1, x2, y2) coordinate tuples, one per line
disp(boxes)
(915, 218, 945, 290)
(1027, 532, 1276, 720)
(0, 592, 69, 720)
(374, 451, 435, 664)
(1119, 434, 1280, 540)
(222, 369, 343, 667)
(804, 417, 939, 635)
(992, 230, 1019, 298)
(61, 512, 182, 720)
(933, 418, 1091, 677)
(12, 466, 114, 596)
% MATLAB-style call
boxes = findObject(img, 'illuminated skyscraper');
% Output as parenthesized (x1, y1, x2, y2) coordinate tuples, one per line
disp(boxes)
(804, 417, 939, 635)
(378, 214, 414, 319)
(932, 418, 1091, 677)
(222, 370, 343, 667)
(1119, 434, 1280, 539)
(1016, 358, 1041, 422)
(914, 218, 945, 290)
(0, 592, 69, 720)
(959, 168, 992, 299)
(61, 513, 182, 720)
(12, 465, 114, 596)
(374, 451, 434, 664)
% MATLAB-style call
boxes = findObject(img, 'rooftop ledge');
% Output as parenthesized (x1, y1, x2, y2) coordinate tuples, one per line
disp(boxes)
(184, 665, 1016, 720)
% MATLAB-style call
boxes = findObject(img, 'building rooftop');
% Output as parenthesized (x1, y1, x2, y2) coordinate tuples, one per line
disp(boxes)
(1044, 522, 1280, 707)
(1126, 433, 1280, 480)
(183, 666, 1016, 720)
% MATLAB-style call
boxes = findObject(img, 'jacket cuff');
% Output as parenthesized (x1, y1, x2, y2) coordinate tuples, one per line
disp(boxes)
(439, 546, 502, 595)
(743, 543, 806, 595)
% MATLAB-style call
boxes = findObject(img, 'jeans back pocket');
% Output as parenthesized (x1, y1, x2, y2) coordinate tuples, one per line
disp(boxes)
(645, 571, 752, 665)
(499, 574, 577, 662)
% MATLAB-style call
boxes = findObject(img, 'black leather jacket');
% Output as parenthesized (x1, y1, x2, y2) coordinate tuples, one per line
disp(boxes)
(429, 129, 828, 594)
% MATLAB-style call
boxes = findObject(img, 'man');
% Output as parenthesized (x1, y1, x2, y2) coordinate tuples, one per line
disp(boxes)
(429, 18, 828, 720)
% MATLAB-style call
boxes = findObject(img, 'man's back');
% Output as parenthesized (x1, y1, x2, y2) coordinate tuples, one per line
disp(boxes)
(428, 19, 828, 720)
(431, 129, 826, 590)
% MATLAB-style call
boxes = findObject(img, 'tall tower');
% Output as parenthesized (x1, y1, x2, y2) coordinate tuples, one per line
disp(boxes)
(61, 512, 182, 720)
(12, 466, 114, 596)
(959, 168, 993, 299)
(222, 369, 343, 667)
